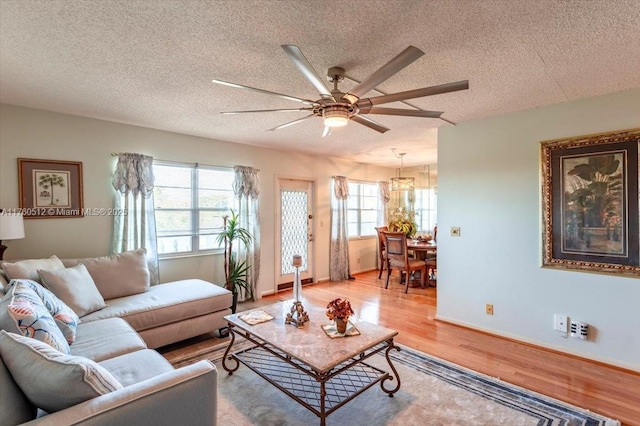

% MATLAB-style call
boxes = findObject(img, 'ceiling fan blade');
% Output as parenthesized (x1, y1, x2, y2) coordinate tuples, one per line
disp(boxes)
(221, 108, 314, 114)
(365, 80, 469, 106)
(350, 115, 390, 133)
(212, 79, 317, 105)
(362, 107, 443, 118)
(267, 114, 315, 131)
(342, 46, 424, 103)
(322, 126, 332, 138)
(281, 45, 334, 101)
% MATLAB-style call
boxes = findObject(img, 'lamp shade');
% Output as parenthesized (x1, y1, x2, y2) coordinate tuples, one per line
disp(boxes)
(0, 213, 25, 240)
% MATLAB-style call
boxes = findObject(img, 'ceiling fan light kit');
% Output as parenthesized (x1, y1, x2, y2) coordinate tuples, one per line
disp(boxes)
(323, 106, 349, 127)
(212, 44, 469, 136)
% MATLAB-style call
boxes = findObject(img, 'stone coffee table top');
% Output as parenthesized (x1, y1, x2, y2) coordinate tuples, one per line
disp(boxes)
(225, 300, 398, 373)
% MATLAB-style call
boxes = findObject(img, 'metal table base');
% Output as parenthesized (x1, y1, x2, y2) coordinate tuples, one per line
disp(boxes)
(222, 323, 401, 426)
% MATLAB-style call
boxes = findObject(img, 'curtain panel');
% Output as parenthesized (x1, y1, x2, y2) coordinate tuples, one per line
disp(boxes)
(110, 153, 159, 284)
(330, 176, 351, 281)
(233, 165, 261, 301)
(377, 180, 390, 226)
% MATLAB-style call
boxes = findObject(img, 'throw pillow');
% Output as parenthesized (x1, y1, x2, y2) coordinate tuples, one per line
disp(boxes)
(13, 279, 80, 344)
(38, 264, 106, 317)
(0, 330, 123, 413)
(1, 256, 65, 283)
(0, 281, 70, 354)
(0, 269, 8, 294)
(61, 249, 150, 300)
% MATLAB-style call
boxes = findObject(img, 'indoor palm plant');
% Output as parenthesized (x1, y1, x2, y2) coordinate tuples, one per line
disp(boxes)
(217, 210, 254, 312)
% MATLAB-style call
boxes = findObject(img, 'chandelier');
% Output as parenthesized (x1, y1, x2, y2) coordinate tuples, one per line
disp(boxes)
(390, 149, 415, 190)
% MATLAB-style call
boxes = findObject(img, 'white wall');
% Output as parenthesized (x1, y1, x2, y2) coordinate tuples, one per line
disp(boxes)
(5, 91, 638, 370)
(437, 88, 640, 371)
(0, 104, 392, 297)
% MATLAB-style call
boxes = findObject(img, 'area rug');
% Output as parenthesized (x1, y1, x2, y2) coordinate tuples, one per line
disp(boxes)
(167, 340, 620, 426)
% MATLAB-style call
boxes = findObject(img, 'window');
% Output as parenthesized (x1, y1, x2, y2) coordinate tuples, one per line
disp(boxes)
(347, 181, 378, 237)
(414, 187, 437, 234)
(153, 162, 234, 256)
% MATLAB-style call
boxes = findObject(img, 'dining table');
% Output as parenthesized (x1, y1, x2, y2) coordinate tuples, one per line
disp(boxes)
(407, 239, 437, 255)
(404, 239, 437, 287)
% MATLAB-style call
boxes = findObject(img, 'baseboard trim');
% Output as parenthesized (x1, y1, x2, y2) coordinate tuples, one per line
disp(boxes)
(435, 314, 640, 373)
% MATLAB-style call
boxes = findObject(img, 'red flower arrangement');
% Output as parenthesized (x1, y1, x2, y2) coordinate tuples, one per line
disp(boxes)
(325, 298, 354, 321)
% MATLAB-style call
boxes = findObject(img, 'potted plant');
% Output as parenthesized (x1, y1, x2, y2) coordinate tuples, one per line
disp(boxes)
(388, 206, 418, 238)
(217, 210, 254, 313)
(326, 298, 354, 333)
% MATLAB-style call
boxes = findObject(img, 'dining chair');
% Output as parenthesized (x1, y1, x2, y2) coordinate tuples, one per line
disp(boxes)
(383, 231, 427, 293)
(374, 226, 388, 279)
(427, 225, 437, 286)
(425, 255, 437, 287)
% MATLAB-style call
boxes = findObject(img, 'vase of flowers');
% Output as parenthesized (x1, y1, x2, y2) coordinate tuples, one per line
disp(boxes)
(388, 205, 418, 238)
(326, 298, 354, 333)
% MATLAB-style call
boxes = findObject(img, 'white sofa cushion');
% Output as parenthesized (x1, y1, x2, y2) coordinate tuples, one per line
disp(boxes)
(0, 268, 9, 294)
(1, 255, 65, 283)
(98, 349, 175, 387)
(38, 264, 107, 317)
(81, 279, 231, 331)
(0, 330, 123, 413)
(0, 281, 70, 353)
(71, 317, 147, 362)
(61, 249, 150, 300)
(0, 348, 36, 425)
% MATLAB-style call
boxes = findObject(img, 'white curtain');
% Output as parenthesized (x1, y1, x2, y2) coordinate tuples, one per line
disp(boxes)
(233, 165, 261, 301)
(110, 153, 159, 284)
(377, 180, 390, 226)
(330, 176, 351, 281)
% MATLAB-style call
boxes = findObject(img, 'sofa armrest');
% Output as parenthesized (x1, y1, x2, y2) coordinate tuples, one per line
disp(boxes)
(24, 360, 217, 426)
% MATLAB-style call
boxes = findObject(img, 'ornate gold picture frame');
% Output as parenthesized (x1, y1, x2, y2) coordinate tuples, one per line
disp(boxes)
(541, 128, 640, 277)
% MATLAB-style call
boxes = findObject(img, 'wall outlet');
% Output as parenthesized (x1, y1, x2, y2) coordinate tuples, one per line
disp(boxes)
(554, 314, 568, 332)
(485, 304, 494, 315)
(451, 226, 461, 237)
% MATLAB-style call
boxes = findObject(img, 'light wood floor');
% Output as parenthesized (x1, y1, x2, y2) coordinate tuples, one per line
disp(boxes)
(164, 270, 640, 425)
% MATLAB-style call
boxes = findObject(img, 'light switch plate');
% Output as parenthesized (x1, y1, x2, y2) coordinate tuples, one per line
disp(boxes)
(554, 314, 568, 332)
(450, 226, 461, 237)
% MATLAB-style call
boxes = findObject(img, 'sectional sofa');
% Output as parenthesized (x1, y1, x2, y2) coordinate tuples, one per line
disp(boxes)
(0, 249, 232, 425)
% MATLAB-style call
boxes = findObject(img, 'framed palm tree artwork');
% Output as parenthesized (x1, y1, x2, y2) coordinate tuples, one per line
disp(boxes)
(541, 128, 640, 277)
(18, 158, 84, 218)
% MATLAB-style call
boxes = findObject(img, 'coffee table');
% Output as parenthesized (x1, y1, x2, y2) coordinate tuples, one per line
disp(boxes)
(222, 301, 401, 426)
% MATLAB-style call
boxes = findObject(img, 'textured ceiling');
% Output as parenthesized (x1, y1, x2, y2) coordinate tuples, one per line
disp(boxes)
(1, 0, 639, 167)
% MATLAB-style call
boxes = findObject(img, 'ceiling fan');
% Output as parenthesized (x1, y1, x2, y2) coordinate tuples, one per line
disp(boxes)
(212, 45, 469, 137)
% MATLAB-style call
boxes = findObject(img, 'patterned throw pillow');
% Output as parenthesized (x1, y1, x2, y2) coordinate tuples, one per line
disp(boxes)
(11, 279, 80, 344)
(0, 330, 123, 413)
(0, 281, 70, 354)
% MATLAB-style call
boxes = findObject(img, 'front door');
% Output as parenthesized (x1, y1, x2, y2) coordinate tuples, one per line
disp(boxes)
(275, 178, 314, 291)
